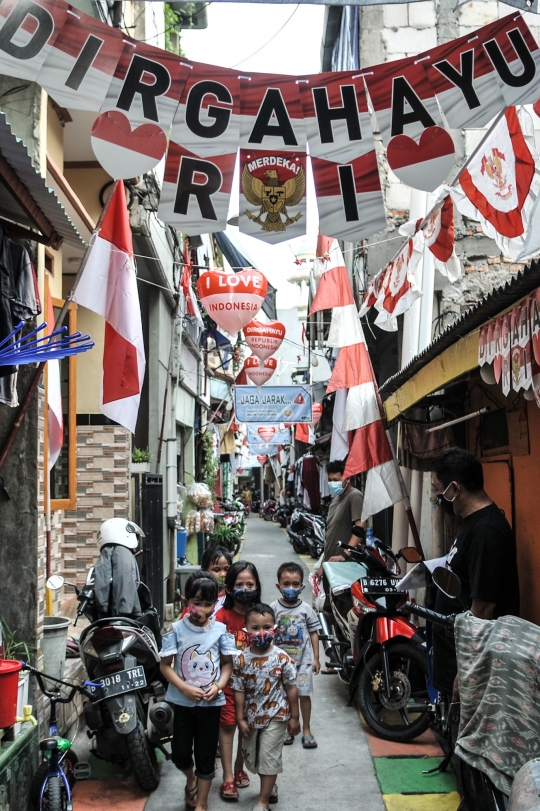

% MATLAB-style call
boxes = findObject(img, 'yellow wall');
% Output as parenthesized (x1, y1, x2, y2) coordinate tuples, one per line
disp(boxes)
(47, 98, 64, 171)
(76, 307, 105, 414)
(64, 168, 111, 224)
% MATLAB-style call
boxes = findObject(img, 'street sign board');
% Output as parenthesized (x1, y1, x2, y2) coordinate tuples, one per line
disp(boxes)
(235, 386, 312, 423)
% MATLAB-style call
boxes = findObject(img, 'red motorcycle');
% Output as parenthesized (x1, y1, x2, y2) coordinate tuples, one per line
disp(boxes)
(318, 532, 430, 742)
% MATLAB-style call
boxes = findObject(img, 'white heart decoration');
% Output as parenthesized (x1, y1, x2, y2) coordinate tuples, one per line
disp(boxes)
(244, 356, 277, 387)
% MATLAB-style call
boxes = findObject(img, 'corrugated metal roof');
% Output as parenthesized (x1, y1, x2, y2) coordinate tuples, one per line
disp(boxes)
(380, 260, 540, 395)
(0, 111, 85, 247)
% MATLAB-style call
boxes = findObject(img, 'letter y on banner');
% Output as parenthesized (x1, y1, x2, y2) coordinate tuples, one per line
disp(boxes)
(158, 63, 239, 234)
(91, 37, 190, 178)
(239, 73, 306, 243)
(0, 0, 67, 81)
(363, 57, 455, 192)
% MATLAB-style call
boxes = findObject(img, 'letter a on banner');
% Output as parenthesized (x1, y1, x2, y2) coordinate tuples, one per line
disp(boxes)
(363, 57, 455, 192)
(299, 72, 386, 240)
(37, 7, 124, 111)
(239, 74, 306, 243)
(0, 0, 67, 81)
(91, 37, 190, 179)
(158, 63, 240, 234)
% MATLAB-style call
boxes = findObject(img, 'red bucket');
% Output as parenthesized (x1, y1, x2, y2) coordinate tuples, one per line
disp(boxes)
(0, 660, 22, 728)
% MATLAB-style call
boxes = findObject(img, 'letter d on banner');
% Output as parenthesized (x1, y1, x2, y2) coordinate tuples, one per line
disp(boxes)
(0, 0, 67, 81)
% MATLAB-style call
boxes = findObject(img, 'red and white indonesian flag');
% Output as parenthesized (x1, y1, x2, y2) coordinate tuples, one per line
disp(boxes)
(46, 294, 63, 471)
(309, 239, 401, 518)
(360, 234, 423, 332)
(91, 37, 189, 179)
(363, 57, 455, 192)
(299, 72, 386, 240)
(158, 63, 240, 234)
(451, 106, 540, 261)
(73, 181, 145, 433)
(38, 7, 123, 111)
(399, 194, 461, 282)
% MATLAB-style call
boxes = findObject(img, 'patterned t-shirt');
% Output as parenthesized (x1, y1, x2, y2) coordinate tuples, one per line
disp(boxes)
(231, 646, 296, 728)
(270, 600, 322, 667)
(159, 616, 236, 708)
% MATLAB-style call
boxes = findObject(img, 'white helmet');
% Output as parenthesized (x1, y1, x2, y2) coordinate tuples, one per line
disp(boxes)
(97, 518, 145, 550)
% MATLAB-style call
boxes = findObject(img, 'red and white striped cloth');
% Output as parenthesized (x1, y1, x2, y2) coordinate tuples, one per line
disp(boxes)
(73, 181, 145, 433)
(309, 237, 401, 518)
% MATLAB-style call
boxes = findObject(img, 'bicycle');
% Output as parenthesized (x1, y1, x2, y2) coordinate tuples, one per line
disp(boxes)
(23, 661, 102, 811)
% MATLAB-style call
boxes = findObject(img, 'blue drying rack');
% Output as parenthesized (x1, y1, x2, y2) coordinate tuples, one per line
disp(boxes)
(0, 321, 95, 365)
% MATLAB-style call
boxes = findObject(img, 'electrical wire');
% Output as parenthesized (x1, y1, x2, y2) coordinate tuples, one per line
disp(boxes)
(229, 5, 300, 68)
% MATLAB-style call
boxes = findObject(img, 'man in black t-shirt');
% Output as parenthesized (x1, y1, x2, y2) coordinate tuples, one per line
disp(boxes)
(430, 448, 520, 697)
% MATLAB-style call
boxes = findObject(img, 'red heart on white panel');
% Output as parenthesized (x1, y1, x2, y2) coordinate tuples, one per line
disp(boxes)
(257, 426, 276, 442)
(256, 455, 267, 465)
(244, 356, 277, 387)
(386, 126, 455, 192)
(91, 111, 167, 179)
(244, 319, 286, 360)
(197, 269, 268, 335)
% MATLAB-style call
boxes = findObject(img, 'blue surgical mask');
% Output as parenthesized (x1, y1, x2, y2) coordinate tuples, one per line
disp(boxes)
(328, 481, 344, 498)
(280, 585, 305, 602)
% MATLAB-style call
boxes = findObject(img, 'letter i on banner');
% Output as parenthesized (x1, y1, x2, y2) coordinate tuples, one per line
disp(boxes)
(37, 7, 124, 111)
(158, 63, 240, 234)
(239, 74, 307, 244)
(91, 38, 190, 179)
(299, 72, 386, 241)
(363, 56, 455, 192)
(0, 0, 68, 81)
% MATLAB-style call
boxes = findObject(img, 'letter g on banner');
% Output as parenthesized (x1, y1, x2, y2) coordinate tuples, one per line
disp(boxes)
(0, 0, 67, 81)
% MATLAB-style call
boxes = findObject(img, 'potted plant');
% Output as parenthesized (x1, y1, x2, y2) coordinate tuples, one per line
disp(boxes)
(1, 618, 32, 734)
(132, 447, 151, 473)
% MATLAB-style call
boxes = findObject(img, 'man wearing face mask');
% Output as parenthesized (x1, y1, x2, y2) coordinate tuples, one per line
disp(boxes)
(316, 459, 367, 572)
(430, 448, 520, 700)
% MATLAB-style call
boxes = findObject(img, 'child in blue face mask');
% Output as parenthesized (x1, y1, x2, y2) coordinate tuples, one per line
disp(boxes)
(270, 562, 321, 750)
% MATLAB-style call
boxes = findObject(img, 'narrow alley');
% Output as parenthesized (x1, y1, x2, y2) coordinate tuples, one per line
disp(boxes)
(71, 516, 460, 811)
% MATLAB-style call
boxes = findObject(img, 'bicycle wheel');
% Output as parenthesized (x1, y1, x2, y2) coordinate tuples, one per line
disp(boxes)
(44, 776, 67, 811)
(30, 749, 77, 809)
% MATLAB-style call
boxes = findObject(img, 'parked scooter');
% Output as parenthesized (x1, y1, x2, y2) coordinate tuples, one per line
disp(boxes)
(319, 530, 430, 742)
(261, 497, 277, 521)
(287, 507, 326, 558)
(61, 567, 171, 791)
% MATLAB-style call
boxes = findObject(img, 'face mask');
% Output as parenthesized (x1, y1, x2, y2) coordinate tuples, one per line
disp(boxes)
(436, 483, 459, 516)
(216, 575, 226, 587)
(280, 585, 305, 602)
(328, 481, 344, 498)
(233, 588, 258, 605)
(187, 603, 214, 621)
(247, 630, 275, 650)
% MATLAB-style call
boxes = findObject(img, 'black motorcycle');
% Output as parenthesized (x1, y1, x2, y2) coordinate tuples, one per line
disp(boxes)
(287, 507, 325, 558)
(69, 568, 172, 791)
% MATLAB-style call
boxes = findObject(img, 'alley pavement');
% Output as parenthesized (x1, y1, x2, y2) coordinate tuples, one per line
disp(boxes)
(146, 515, 386, 811)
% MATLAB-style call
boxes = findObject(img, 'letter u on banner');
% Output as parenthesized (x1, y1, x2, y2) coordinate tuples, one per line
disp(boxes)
(0, 0, 68, 81)
(91, 37, 190, 179)
(157, 62, 240, 233)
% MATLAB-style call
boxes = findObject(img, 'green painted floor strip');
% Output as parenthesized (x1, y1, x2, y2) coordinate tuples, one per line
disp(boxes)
(374, 757, 457, 795)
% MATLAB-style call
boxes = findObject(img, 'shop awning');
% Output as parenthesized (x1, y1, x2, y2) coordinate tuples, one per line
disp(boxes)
(0, 111, 85, 249)
(381, 261, 540, 421)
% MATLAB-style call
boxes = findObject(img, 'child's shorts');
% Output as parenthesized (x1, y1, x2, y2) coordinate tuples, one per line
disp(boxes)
(220, 686, 236, 726)
(296, 664, 313, 696)
(242, 720, 286, 775)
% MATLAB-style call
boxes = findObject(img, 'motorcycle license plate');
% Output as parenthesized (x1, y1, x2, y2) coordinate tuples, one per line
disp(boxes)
(88, 666, 146, 700)
(361, 576, 404, 595)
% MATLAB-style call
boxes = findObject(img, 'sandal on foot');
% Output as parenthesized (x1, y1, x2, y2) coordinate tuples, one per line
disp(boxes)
(185, 780, 198, 809)
(269, 784, 278, 804)
(220, 781, 240, 801)
(302, 734, 318, 749)
(234, 769, 250, 788)
(283, 734, 294, 745)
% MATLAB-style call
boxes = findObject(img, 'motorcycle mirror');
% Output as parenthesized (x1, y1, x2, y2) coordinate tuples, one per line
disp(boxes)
(432, 566, 461, 598)
(46, 574, 64, 591)
(400, 547, 422, 564)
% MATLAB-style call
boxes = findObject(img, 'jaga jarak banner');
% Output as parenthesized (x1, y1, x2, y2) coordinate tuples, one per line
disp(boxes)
(1, 0, 540, 241)
(235, 386, 312, 423)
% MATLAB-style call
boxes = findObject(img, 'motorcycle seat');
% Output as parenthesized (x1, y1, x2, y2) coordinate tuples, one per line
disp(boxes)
(323, 561, 367, 592)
